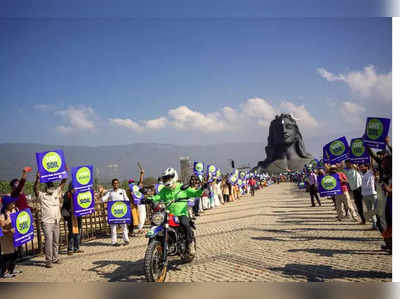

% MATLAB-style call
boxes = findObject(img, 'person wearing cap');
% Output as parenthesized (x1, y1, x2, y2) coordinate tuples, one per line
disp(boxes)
(329, 164, 360, 222)
(0, 196, 20, 278)
(343, 160, 365, 224)
(34, 171, 68, 268)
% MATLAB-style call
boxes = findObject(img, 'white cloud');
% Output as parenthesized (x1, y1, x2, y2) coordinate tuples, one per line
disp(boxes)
(168, 106, 227, 132)
(340, 101, 366, 126)
(144, 117, 168, 129)
(317, 65, 392, 101)
(109, 118, 143, 132)
(55, 106, 96, 133)
(240, 97, 276, 122)
(104, 97, 318, 135)
(278, 101, 318, 128)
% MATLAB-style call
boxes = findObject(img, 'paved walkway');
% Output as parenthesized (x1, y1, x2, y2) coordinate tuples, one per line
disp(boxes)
(10, 184, 391, 282)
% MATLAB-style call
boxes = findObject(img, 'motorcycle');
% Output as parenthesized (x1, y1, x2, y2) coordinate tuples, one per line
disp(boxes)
(143, 197, 196, 282)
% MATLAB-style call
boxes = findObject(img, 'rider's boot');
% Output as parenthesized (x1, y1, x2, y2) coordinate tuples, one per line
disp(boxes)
(188, 242, 196, 256)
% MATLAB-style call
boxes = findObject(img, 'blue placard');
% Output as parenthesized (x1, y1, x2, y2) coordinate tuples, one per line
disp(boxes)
(107, 201, 131, 224)
(207, 164, 217, 176)
(193, 162, 204, 176)
(228, 174, 238, 185)
(71, 165, 93, 190)
(324, 136, 350, 164)
(0, 226, 3, 237)
(73, 187, 95, 217)
(363, 117, 391, 149)
(155, 184, 164, 194)
(10, 208, 34, 247)
(323, 147, 330, 164)
(318, 174, 343, 197)
(349, 138, 371, 165)
(129, 183, 144, 205)
(36, 149, 68, 183)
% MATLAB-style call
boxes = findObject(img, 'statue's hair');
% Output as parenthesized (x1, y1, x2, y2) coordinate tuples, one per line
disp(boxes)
(265, 113, 312, 160)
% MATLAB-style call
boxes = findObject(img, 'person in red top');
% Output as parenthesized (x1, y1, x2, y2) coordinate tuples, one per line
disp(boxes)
(249, 178, 256, 196)
(9, 168, 32, 211)
(329, 164, 360, 222)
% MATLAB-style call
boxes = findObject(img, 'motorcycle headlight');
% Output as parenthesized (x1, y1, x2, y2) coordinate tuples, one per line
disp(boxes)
(151, 212, 165, 226)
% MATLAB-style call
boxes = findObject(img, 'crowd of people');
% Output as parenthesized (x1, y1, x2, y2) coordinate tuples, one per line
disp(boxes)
(0, 163, 267, 278)
(303, 137, 392, 253)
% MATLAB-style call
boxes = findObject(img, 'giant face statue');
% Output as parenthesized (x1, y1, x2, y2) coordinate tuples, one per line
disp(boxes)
(264, 113, 313, 162)
(276, 116, 297, 145)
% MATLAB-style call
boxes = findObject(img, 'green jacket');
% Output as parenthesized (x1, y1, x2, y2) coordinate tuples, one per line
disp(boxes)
(150, 183, 203, 217)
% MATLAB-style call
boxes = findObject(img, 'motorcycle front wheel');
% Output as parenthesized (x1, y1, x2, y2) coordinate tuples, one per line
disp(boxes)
(144, 240, 167, 282)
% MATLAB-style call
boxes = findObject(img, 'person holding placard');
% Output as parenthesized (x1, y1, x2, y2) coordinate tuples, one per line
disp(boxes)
(9, 167, 32, 212)
(343, 160, 365, 224)
(329, 165, 360, 222)
(0, 196, 19, 278)
(99, 179, 130, 246)
(359, 163, 378, 230)
(34, 171, 67, 268)
(61, 183, 83, 255)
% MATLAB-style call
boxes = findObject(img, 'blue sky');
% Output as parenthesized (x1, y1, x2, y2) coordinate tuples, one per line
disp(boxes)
(0, 16, 392, 157)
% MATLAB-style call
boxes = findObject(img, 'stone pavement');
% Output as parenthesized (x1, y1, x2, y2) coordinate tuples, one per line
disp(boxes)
(10, 184, 391, 282)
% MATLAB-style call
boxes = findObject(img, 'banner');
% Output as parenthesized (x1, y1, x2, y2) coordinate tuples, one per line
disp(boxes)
(155, 183, 164, 194)
(193, 162, 204, 176)
(107, 201, 131, 224)
(216, 169, 222, 179)
(324, 136, 350, 164)
(71, 165, 93, 190)
(36, 149, 68, 183)
(237, 179, 244, 187)
(207, 165, 217, 176)
(323, 147, 330, 164)
(130, 183, 144, 205)
(73, 188, 95, 216)
(228, 174, 238, 185)
(363, 117, 391, 149)
(309, 159, 319, 169)
(349, 138, 371, 165)
(10, 208, 34, 247)
(318, 174, 343, 197)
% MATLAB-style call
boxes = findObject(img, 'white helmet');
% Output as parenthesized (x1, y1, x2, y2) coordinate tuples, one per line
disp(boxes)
(161, 168, 178, 187)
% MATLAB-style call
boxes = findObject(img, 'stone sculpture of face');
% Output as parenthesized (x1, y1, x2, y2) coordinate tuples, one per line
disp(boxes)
(273, 116, 296, 145)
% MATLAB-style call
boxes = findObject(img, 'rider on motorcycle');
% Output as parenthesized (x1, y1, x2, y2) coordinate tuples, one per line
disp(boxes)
(147, 168, 206, 256)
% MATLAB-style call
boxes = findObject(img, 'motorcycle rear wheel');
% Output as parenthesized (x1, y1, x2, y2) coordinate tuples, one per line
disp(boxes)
(144, 240, 167, 282)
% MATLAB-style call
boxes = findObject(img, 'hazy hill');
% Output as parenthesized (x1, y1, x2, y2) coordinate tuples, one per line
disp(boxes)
(0, 142, 265, 182)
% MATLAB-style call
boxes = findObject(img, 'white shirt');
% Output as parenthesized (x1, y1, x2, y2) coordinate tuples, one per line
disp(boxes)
(37, 186, 63, 224)
(342, 168, 362, 191)
(361, 170, 377, 196)
(102, 188, 129, 202)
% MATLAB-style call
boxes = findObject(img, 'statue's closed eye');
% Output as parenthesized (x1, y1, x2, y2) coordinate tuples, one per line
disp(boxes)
(285, 124, 294, 129)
